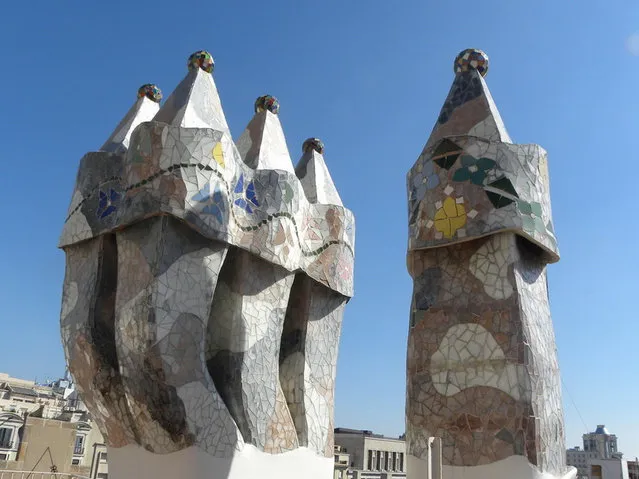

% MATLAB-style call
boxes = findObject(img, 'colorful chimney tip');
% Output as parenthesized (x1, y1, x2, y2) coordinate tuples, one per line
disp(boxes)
(137, 84, 163, 103)
(454, 48, 489, 77)
(302, 137, 325, 155)
(254, 95, 280, 114)
(188, 50, 214, 73)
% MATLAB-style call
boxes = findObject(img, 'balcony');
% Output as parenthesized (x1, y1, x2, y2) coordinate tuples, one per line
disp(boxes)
(0, 472, 91, 479)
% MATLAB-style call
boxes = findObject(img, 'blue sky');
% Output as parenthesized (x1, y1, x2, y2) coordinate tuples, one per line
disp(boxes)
(1, 0, 637, 461)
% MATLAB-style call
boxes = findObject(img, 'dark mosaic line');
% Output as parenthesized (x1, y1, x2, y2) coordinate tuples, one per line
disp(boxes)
(64, 162, 354, 259)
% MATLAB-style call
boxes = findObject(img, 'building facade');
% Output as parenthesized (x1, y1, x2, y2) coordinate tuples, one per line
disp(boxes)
(567, 425, 628, 479)
(567, 446, 594, 478)
(0, 372, 108, 478)
(334, 428, 406, 479)
(334, 444, 350, 479)
(589, 458, 629, 479)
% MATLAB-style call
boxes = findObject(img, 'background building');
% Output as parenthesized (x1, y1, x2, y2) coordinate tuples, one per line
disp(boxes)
(0, 372, 108, 478)
(589, 458, 630, 479)
(334, 444, 350, 479)
(584, 426, 620, 459)
(567, 425, 629, 479)
(334, 428, 406, 479)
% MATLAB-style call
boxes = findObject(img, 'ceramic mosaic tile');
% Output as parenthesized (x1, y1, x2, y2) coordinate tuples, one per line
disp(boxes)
(405, 49, 571, 478)
(59, 51, 354, 465)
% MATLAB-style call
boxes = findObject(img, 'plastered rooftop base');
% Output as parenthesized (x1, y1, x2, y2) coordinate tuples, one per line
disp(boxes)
(109, 444, 333, 479)
(59, 52, 354, 479)
(405, 49, 571, 479)
(409, 455, 577, 479)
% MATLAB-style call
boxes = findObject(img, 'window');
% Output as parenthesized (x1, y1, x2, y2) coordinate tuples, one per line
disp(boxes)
(367, 450, 374, 470)
(591, 465, 602, 479)
(0, 453, 8, 461)
(100, 452, 108, 462)
(73, 435, 85, 455)
(0, 428, 13, 449)
(72, 459, 80, 465)
(399, 452, 404, 471)
(97, 473, 108, 479)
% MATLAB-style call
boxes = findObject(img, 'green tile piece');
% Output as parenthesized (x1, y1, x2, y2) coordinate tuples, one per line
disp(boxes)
(470, 170, 486, 185)
(460, 154, 476, 167)
(496, 428, 514, 444)
(283, 183, 294, 203)
(517, 201, 532, 215)
(522, 216, 535, 233)
(476, 157, 497, 170)
(530, 202, 543, 217)
(410, 310, 426, 328)
(453, 167, 470, 182)
(513, 431, 525, 455)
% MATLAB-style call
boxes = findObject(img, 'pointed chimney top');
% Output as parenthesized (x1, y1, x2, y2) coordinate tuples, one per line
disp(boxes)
(454, 48, 489, 77)
(100, 84, 162, 153)
(296, 138, 342, 206)
(188, 50, 215, 73)
(152, 50, 230, 134)
(236, 95, 294, 172)
(254, 95, 280, 114)
(423, 48, 510, 149)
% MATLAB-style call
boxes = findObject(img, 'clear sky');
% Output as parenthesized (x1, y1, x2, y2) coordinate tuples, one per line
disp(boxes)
(0, 0, 637, 461)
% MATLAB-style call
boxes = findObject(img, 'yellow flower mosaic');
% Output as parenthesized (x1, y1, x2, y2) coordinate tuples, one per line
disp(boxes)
(434, 196, 467, 238)
(212, 142, 225, 168)
(538, 153, 549, 184)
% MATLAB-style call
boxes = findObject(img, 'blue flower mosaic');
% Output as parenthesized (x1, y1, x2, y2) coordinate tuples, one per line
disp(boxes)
(422, 160, 440, 190)
(192, 183, 226, 224)
(344, 215, 355, 244)
(97, 189, 121, 219)
(408, 187, 420, 225)
(233, 174, 259, 214)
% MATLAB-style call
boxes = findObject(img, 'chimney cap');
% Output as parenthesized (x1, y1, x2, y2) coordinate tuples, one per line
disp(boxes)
(137, 84, 162, 103)
(302, 138, 325, 155)
(454, 48, 489, 77)
(188, 50, 214, 73)
(254, 95, 280, 114)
